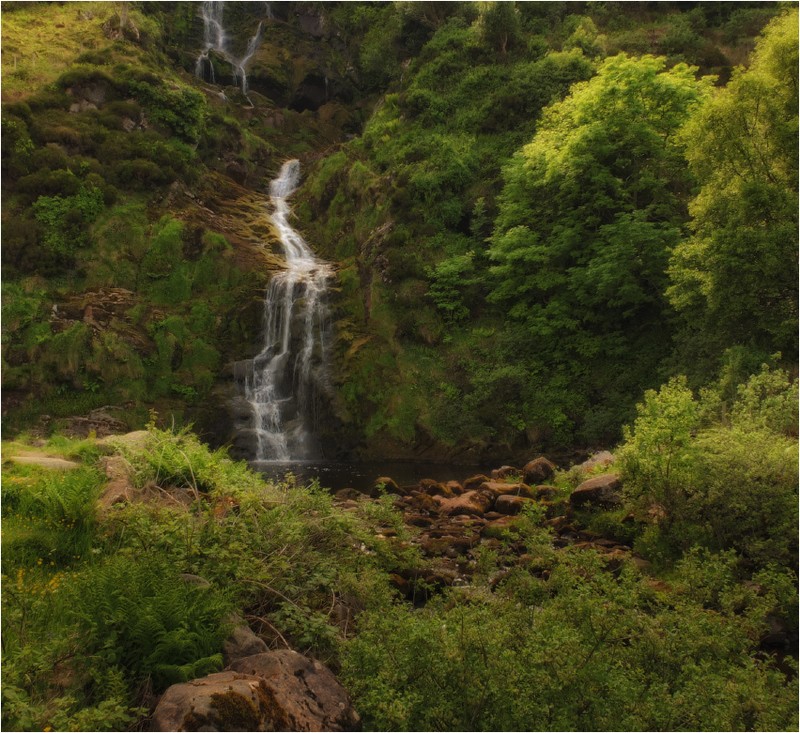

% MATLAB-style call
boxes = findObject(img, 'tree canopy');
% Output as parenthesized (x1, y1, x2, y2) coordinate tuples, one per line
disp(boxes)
(668, 9, 799, 366)
(488, 54, 714, 441)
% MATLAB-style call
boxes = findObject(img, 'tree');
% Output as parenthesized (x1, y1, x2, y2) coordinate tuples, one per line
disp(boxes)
(489, 54, 713, 442)
(668, 10, 799, 367)
(477, 1, 522, 56)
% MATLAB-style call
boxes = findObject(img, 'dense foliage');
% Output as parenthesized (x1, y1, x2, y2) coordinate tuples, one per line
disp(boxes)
(299, 2, 796, 457)
(1, 428, 410, 730)
(1, 4, 797, 730)
(668, 10, 799, 373)
(3, 403, 796, 730)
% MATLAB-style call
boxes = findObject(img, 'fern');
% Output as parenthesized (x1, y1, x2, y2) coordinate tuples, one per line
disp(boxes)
(69, 556, 231, 692)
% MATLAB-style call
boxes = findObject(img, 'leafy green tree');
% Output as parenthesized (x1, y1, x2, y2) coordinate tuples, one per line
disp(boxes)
(668, 10, 799, 368)
(476, 1, 522, 56)
(489, 54, 713, 443)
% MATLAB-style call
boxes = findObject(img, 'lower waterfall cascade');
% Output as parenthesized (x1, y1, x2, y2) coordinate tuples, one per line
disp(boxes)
(233, 160, 334, 461)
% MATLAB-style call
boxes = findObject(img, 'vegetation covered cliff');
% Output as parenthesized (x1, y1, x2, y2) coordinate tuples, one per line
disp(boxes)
(3, 1, 796, 462)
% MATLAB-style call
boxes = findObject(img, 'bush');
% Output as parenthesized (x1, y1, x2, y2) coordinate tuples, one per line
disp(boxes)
(619, 366, 798, 568)
(32, 183, 104, 256)
(344, 549, 797, 731)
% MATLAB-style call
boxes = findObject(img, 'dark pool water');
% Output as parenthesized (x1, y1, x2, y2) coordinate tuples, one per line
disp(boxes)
(251, 460, 494, 492)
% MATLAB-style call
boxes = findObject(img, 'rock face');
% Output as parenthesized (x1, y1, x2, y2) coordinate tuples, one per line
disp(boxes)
(522, 457, 556, 485)
(153, 650, 360, 732)
(570, 473, 622, 508)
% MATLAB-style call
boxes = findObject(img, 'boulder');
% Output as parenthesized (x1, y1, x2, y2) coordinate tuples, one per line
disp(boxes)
(419, 534, 457, 556)
(462, 474, 491, 492)
(481, 516, 518, 539)
(522, 457, 556, 485)
(578, 450, 615, 472)
(418, 478, 453, 498)
(445, 480, 464, 495)
(153, 651, 360, 732)
(479, 481, 535, 499)
(436, 490, 493, 517)
(494, 494, 534, 515)
(534, 485, 558, 500)
(407, 491, 440, 513)
(152, 671, 275, 731)
(97, 430, 149, 451)
(228, 651, 359, 730)
(222, 622, 269, 666)
(373, 476, 400, 495)
(570, 473, 622, 508)
(334, 488, 362, 502)
(490, 465, 518, 479)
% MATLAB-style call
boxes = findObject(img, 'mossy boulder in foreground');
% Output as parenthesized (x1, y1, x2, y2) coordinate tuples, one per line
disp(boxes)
(153, 650, 360, 732)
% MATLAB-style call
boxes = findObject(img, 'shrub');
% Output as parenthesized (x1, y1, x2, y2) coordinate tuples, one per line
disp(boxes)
(344, 550, 797, 731)
(619, 366, 798, 568)
(32, 183, 104, 256)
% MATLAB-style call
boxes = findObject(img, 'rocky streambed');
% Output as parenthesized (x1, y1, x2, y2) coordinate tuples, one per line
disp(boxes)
(329, 451, 652, 602)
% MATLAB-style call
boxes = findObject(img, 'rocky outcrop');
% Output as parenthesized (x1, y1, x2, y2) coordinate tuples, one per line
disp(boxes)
(569, 473, 622, 508)
(153, 650, 359, 732)
(64, 406, 127, 439)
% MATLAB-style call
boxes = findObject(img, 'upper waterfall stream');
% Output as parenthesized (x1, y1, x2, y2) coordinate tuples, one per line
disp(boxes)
(233, 160, 334, 461)
(195, 0, 262, 100)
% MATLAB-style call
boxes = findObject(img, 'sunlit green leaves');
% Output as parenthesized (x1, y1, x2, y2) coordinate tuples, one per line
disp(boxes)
(668, 9, 798, 367)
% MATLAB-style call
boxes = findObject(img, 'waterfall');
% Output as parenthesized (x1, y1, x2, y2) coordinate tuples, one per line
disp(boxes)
(235, 21, 263, 96)
(195, 1, 262, 99)
(234, 160, 334, 461)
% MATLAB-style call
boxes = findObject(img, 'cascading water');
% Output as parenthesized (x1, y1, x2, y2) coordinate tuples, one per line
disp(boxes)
(233, 160, 334, 461)
(195, 0, 263, 100)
